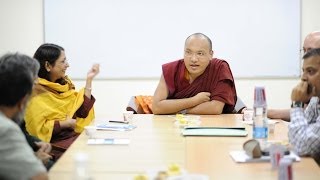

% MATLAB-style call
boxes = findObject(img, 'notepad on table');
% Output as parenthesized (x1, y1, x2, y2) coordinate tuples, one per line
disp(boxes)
(182, 127, 248, 137)
(87, 138, 130, 145)
(96, 123, 136, 131)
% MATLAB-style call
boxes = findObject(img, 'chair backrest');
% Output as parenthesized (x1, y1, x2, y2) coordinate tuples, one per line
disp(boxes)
(126, 96, 153, 114)
(234, 96, 247, 113)
(126, 96, 139, 114)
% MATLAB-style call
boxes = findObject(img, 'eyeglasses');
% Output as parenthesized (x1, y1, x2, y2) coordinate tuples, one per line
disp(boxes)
(184, 50, 206, 58)
(58, 59, 69, 65)
(300, 48, 313, 58)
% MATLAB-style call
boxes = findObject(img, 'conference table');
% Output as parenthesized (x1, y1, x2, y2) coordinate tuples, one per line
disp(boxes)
(49, 114, 320, 179)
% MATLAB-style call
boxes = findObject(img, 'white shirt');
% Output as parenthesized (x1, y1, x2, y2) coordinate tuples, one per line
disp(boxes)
(0, 112, 46, 179)
(289, 97, 320, 164)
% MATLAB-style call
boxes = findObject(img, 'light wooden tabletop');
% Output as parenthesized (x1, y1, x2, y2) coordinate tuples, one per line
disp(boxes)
(49, 114, 320, 179)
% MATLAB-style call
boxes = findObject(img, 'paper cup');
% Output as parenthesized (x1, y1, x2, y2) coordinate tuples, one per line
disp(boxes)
(123, 110, 134, 122)
(84, 126, 96, 138)
(243, 139, 262, 158)
(243, 109, 254, 121)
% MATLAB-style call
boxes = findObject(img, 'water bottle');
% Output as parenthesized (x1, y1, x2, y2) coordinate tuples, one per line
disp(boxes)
(278, 158, 293, 180)
(73, 152, 92, 180)
(253, 86, 268, 150)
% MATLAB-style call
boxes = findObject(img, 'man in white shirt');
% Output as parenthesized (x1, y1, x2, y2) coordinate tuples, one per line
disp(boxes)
(0, 53, 48, 180)
(268, 31, 320, 121)
(289, 48, 320, 164)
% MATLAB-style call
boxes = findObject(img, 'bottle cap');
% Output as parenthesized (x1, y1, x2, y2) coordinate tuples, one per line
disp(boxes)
(254, 86, 267, 107)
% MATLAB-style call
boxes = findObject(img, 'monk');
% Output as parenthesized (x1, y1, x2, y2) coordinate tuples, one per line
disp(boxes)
(152, 33, 237, 115)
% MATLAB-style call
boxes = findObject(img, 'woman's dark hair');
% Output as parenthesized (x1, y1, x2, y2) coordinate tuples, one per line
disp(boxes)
(33, 43, 65, 84)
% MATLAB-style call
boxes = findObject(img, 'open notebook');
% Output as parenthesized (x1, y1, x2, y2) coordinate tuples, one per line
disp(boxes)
(182, 127, 248, 137)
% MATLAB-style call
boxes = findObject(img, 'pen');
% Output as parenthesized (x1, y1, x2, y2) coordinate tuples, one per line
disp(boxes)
(109, 120, 129, 124)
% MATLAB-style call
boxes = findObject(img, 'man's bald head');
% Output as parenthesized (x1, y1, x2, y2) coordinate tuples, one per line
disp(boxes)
(185, 33, 212, 51)
(303, 31, 320, 53)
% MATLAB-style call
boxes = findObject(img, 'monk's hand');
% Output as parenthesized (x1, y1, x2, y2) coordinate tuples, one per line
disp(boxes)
(87, 64, 100, 80)
(291, 81, 314, 103)
(193, 92, 211, 104)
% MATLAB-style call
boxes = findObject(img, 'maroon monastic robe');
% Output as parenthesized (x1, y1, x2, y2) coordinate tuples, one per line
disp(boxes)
(162, 58, 237, 113)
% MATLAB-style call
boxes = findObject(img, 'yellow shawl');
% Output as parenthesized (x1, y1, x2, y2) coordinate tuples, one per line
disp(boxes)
(25, 77, 95, 142)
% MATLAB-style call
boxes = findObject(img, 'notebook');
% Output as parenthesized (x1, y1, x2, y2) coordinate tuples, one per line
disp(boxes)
(96, 123, 136, 131)
(182, 127, 248, 137)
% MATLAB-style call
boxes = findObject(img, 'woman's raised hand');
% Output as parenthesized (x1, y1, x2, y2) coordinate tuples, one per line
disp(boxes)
(87, 64, 100, 80)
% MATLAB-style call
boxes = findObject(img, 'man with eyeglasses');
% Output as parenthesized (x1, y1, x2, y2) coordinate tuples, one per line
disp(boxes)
(289, 48, 320, 165)
(152, 33, 237, 115)
(268, 31, 320, 121)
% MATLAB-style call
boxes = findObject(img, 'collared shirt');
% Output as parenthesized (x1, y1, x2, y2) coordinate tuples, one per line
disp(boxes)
(289, 97, 320, 164)
(0, 112, 46, 179)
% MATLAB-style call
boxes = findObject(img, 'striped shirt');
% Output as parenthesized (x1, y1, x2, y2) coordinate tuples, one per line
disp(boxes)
(289, 97, 320, 164)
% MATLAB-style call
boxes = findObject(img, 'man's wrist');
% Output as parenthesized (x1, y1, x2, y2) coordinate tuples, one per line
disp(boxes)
(291, 101, 303, 108)
(180, 109, 187, 114)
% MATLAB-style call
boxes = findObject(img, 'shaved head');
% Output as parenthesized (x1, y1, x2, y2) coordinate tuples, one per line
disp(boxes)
(303, 31, 320, 53)
(185, 33, 212, 51)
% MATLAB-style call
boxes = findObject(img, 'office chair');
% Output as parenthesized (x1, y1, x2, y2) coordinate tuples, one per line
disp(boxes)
(126, 95, 153, 114)
(234, 96, 247, 113)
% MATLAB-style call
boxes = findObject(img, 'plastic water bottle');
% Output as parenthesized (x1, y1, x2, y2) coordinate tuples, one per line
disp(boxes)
(253, 86, 268, 150)
(73, 152, 92, 180)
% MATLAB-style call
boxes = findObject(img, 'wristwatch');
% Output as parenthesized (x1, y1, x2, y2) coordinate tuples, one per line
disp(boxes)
(180, 109, 187, 114)
(291, 101, 304, 108)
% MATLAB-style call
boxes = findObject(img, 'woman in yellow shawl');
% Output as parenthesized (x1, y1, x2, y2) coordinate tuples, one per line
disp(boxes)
(24, 44, 99, 158)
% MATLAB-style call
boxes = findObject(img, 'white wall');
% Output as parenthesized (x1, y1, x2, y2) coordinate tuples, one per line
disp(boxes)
(301, 0, 320, 38)
(0, 0, 43, 56)
(45, 0, 301, 79)
(1, 0, 320, 119)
